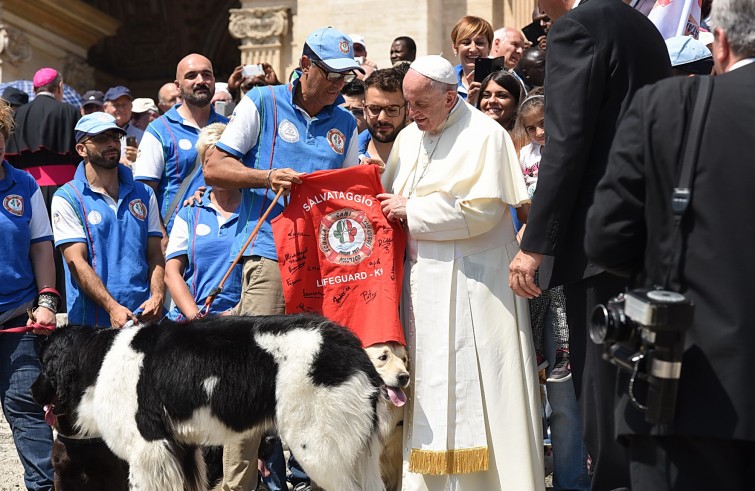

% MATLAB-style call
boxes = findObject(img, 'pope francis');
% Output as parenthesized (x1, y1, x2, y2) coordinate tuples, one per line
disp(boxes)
(377, 55, 545, 491)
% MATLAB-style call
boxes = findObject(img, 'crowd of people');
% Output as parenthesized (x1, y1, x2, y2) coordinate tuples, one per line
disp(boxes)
(0, 0, 753, 489)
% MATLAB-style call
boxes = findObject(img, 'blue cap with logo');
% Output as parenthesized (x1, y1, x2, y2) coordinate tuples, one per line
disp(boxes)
(74, 112, 126, 143)
(304, 27, 365, 73)
(104, 85, 133, 102)
(665, 35, 713, 74)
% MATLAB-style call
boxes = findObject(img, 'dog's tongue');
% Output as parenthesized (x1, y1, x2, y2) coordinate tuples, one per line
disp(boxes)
(387, 387, 407, 407)
(43, 405, 57, 427)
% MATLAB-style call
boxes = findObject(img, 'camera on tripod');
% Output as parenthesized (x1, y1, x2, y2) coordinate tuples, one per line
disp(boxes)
(590, 288, 693, 425)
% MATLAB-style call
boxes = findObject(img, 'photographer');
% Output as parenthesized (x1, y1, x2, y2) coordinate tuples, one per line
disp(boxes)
(585, 0, 755, 488)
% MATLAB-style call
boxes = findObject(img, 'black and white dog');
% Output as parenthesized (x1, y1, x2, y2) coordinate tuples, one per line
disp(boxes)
(32, 314, 390, 491)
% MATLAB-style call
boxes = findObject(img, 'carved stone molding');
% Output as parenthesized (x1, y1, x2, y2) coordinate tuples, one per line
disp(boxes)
(63, 54, 95, 94)
(0, 24, 32, 66)
(228, 7, 289, 46)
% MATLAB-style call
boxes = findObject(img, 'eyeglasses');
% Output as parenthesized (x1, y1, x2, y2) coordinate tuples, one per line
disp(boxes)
(365, 104, 406, 118)
(86, 131, 122, 144)
(344, 106, 365, 117)
(312, 62, 357, 84)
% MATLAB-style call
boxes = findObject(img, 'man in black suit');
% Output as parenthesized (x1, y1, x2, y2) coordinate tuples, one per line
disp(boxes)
(508, 0, 671, 488)
(585, 0, 755, 487)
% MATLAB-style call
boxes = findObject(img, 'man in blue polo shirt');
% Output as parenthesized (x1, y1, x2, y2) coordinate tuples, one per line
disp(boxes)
(204, 26, 362, 491)
(51, 113, 165, 328)
(134, 53, 228, 233)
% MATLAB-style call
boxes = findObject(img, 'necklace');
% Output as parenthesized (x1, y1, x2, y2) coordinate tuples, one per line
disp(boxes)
(408, 117, 450, 198)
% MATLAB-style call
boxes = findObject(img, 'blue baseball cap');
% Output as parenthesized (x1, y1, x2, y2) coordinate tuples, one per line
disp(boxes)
(304, 27, 365, 73)
(104, 85, 133, 102)
(74, 113, 126, 142)
(666, 36, 713, 74)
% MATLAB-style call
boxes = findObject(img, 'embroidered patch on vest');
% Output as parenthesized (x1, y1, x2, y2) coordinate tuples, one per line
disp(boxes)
(179, 138, 193, 150)
(319, 208, 374, 265)
(3, 194, 23, 216)
(88, 210, 102, 225)
(129, 199, 147, 221)
(327, 128, 346, 154)
(279, 119, 300, 143)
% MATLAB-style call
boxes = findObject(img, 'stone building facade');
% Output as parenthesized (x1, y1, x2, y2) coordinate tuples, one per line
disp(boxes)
(0, 0, 535, 99)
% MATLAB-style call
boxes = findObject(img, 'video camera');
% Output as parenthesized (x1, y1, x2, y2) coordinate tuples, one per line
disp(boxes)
(590, 288, 694, 425)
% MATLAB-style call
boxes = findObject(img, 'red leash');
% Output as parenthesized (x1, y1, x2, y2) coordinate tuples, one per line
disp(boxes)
(0, 323, 55, 334)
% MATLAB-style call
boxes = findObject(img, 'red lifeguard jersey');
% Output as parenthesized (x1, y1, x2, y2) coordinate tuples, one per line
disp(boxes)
(271, 165, 406, 347)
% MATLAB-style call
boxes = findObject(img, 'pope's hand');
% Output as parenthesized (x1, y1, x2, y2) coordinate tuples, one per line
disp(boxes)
(509, 250, 544, 298)
(377, 193, 407, 222)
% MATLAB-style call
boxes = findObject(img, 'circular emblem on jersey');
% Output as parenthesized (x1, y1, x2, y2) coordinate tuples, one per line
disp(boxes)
(339, 40, 350, 54)
(327, 128, 346, 155)
(87, 210, 102, 225)
(3, 194, 24, 216)
(179, 138, 193, 151)
(196, 223, 212, 236)
(279, 120, 300, 143)
(129, 199, 147, 221)
(318, 208, 374, 265)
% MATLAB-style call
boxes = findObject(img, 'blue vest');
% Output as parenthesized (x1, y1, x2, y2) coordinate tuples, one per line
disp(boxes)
(166, 192, 241, 320)
(219, 81, 357, 259)
(138, 105, 229, 232)
(54, 164, 161, 326)
(0, 161, 52, 311)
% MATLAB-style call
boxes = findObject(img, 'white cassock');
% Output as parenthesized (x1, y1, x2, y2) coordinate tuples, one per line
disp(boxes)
(382, 99, 545, 491)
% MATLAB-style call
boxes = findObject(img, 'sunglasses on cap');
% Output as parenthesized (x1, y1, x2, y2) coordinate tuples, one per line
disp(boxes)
(312, 61, 357, 84)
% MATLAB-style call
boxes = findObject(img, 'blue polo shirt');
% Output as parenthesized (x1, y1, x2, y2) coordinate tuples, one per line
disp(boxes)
(358, 129, 372, 159)
(215, 79, 359, 260)
(51, 164, 163, 326)
(165, 191, 241, 320)
(0, 161, 53, 311)
(133, 104, 229, 232)
(454, 64, 468, 99)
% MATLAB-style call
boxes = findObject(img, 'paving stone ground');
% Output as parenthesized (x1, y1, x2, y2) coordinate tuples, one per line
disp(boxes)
(0, 411, 25, 490)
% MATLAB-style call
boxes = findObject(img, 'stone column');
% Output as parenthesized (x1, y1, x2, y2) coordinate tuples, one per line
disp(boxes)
(0, 23, 32, 81)
(228, 7, 290, 80)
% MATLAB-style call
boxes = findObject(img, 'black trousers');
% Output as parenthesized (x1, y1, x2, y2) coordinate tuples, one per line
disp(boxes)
(565, 272, 630, 490)
(628, 434, 754, 491)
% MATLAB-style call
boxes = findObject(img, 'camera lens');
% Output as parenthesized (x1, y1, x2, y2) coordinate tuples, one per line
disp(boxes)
(590, 304, 610, 344)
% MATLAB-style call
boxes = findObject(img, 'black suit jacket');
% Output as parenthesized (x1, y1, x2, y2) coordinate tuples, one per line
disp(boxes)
(521, 0, 672, 288)
(586, 63, 755, 440)
(5, 93, 80, 169)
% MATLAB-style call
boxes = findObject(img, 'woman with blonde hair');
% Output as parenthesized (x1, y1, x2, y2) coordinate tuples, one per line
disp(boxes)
(450, 15, 494, 105)
(164, 122, 242, 320)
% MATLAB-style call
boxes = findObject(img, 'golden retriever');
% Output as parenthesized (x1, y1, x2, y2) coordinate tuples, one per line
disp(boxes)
(365, 342, 409, 491)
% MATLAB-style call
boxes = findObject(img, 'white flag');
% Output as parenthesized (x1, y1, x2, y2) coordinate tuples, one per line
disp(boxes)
(648, 0, 702, 39)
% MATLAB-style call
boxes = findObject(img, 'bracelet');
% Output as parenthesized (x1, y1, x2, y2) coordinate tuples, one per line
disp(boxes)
(266, 169, 274, 190)
(33, 288, 62, 315)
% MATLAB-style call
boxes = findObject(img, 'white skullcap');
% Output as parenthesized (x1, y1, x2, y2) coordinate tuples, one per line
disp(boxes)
(410, 55, 457, 85)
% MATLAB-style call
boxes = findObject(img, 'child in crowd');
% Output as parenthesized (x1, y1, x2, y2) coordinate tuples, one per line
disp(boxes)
(515, 93, 571, 382)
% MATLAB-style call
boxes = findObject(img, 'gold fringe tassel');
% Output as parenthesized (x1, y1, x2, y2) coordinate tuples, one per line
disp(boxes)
(408, 446, 489, 475)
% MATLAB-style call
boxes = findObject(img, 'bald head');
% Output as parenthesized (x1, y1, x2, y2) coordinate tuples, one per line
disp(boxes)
(158, 82, 181, 114)
(491, 27, 525, 68)
(175, 53, 215, 109)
